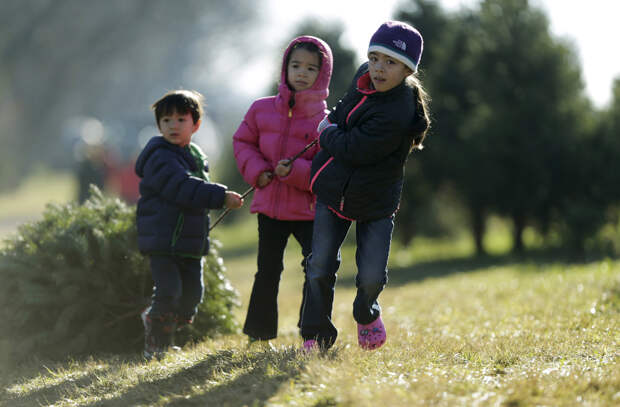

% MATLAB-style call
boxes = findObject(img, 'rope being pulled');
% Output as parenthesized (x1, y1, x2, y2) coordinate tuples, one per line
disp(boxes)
(209, 139, 319, 231)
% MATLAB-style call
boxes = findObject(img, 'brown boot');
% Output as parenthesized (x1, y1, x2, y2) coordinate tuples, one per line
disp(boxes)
(142, 310, 177, 361)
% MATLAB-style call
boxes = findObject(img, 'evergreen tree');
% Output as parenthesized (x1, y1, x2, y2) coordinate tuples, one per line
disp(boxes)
(470, 0, 589, 252)
(396, 0, 491, 249)
(397, 0, 592, 254)
(558, 78, 620, 253)
(0, 187, 238, 363)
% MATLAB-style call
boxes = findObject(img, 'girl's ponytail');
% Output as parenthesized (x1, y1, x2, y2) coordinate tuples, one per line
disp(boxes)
(406, 75, 430, 152)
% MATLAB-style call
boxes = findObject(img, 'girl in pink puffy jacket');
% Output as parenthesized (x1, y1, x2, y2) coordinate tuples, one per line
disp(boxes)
(233, 36, 333, 342)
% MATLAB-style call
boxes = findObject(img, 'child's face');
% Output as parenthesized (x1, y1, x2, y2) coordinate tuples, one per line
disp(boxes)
(367, 51, 413, 92)
(287, 48, 320, 92)
(158, 110, 200, 147)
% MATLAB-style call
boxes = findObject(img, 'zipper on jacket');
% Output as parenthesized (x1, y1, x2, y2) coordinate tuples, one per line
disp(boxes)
(275, 110, 293, 217)
(310, 157, 334, 192)
(171, 213, 185, 248)
(339, 196, 345, 212)
(346, 96, 367, 124)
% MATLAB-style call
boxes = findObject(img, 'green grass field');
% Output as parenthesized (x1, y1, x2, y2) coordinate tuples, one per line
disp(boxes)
(0, 173, 618, 406)
(0, 170, 77, 241)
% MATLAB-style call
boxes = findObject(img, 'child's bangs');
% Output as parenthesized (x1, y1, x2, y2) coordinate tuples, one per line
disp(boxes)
(157, 96, 193, 118)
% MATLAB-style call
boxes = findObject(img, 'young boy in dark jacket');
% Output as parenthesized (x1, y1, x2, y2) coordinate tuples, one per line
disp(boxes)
(135, 90, 243, 360)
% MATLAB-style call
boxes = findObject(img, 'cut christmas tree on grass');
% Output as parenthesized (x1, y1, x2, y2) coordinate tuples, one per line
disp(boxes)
(0, 186, 239, 363)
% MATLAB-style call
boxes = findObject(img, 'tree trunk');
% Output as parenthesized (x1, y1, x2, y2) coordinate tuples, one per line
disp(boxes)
(471, 207, 486, 256)
(512, 212, 526, 253)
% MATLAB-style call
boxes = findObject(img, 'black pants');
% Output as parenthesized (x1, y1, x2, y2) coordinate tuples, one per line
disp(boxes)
(243, 214, 313, 340)
(148, 254, 203, 321)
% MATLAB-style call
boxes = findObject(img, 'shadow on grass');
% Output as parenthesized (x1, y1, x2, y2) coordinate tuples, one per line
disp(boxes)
(338, 248, 615, 288)
(0, 363, 114, 407)
(86, 348, 301, 407)
(1, 347, 304, 407)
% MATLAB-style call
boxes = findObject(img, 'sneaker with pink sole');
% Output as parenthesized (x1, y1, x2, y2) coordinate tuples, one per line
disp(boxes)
(357, 316, 386, 350)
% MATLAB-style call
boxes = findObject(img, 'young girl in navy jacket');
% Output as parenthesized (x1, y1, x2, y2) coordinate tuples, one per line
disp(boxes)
(300, 21, 430, 351)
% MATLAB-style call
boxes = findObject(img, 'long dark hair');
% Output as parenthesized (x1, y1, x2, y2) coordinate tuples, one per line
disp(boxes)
(406, 75, 431, 152)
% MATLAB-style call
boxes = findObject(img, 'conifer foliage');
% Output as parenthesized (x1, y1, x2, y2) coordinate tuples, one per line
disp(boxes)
(0, 187, 239, 362)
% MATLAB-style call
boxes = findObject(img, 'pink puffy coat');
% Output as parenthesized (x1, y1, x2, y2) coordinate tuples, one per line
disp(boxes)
(233, 36, 333, 220)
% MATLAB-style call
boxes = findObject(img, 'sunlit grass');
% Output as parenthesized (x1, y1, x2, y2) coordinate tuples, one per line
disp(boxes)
(2, 254, 618, 406)
(1, 175, 619, 406)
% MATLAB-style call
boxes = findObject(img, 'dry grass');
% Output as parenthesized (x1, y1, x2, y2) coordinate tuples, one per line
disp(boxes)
(0, 187, 619, 406)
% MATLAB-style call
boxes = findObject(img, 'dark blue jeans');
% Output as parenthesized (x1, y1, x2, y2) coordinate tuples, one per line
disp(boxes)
(243, 214, 314, 340)
(300, 201, 393, 346)
(148, 254, 204, 321)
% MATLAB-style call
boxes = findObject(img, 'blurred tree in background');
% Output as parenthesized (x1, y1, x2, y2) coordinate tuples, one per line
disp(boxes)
(470, 0, 589, 253)
(563, 78, 620, 253)
(395, 0, 618, 255)
(0, 0, 259, 191)
(3, 0, 620, 256)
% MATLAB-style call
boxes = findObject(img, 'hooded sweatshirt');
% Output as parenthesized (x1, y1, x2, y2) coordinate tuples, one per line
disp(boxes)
(233, 36, 333, 221)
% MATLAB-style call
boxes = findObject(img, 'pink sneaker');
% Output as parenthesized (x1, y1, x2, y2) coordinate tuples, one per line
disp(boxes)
(301, 339, 318, 353)
(358, 316, 386, 350)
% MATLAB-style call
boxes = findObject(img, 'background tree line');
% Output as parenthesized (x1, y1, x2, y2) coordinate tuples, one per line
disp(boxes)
(2, 0, 620, 256)
(393, 0, 620, 255)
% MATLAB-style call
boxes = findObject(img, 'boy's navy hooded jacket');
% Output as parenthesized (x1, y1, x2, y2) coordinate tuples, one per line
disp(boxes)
(310, 62, 424, 221)
(135, 136, 227, 258)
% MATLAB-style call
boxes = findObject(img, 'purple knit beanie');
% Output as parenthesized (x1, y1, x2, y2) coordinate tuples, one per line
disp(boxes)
(368, 21, 424, 72)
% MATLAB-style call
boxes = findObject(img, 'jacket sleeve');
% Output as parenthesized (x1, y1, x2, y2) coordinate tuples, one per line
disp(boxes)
(233, 102, 273, 187)
(141, 150, 227, 209)
(277, 155, 314, 191)
(320, 109, 405, 167)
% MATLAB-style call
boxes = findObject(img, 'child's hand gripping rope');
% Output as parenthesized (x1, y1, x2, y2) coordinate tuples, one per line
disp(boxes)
(209, 138, 319, 231)
(209, 186, 253, 231)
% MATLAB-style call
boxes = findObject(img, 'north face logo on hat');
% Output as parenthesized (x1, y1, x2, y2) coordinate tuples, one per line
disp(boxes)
(392, 39, 406, 51)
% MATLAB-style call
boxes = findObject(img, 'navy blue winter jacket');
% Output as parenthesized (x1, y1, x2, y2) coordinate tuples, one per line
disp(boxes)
(135, 137, 227, 257)
(310, 63, 423, 221)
